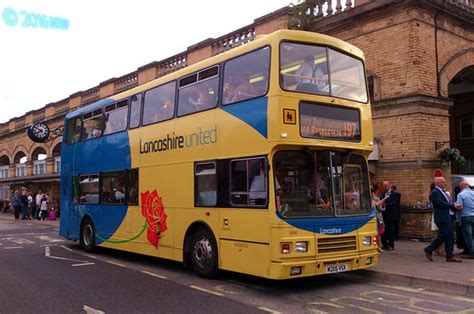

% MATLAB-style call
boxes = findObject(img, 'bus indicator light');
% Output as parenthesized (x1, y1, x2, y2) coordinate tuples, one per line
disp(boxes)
(281, 242, 291, 254)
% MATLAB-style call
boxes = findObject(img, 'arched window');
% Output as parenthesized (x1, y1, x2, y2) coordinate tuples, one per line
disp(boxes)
(31, 147, 47, 175)
(0, 155, 9, 179)
(14, 152, 27, 177)
(52, 143, 61, 173)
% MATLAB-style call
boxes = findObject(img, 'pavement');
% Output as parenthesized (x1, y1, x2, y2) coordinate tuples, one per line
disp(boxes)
(1, 211, 473, 297)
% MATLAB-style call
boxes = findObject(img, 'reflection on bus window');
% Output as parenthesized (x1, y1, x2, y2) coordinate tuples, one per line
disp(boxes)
(195, 162, 217, 207)
(103, 100, 128, 135)
(230, 157, 267, 207)
(79, 174, 99, 204)
(280, 42, 368, 103)
(101, 171, 125, 204)
(129, 94, 142, 129)
(66, 117, 82, 144)
(143, 81, 176, 125)
(178, 67, 218, 116)
(127, 169, 139, 205)
(222, 47, 270, 105)
(274, 150, 370, 218)
(81, 109, 103, 141)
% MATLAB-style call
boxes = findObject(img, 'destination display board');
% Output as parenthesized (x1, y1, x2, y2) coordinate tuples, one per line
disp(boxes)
(300, 102, 361, 141)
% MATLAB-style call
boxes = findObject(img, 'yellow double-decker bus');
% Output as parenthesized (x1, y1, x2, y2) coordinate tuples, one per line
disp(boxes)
(59, 30, 377, 279)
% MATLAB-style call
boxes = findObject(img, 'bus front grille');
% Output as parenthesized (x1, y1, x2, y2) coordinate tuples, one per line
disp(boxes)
(317, 236, 357, 254)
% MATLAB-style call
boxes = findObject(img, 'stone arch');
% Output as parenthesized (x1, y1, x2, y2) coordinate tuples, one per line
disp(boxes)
(12, 145, 29, 162)
(13, 151, 27, 164)
(0, 155, 9, 166)
(31, 146, 48, 161)
(48, 137, 63, 157)
(51, 142, 61, 158)
(439, 48, 474, 98)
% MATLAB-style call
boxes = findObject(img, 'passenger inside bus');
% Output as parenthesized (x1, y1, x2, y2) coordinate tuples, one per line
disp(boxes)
(295, 55, 326, 93)
(231, 75, 258, 102)
(344, 183, 361, 210)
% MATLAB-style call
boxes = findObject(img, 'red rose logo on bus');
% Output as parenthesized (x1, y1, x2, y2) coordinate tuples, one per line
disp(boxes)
(141, 190, 168, 247)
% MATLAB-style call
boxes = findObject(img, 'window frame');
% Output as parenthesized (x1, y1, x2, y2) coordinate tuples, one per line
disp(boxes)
(128, 93, 143, 130)
(221, 46, 271, 106)
(279, 41, 369, 104)
(194, 161, 217, 207)
(459, 115, 474, 140)
(177, 65, 220, 117)
(103, 99, 129, 136)
(229, 156, 268, 208)
(142, 81, 177, 126)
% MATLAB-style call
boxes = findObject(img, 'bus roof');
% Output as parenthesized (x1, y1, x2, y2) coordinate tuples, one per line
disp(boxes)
(65, 29, 365, 120)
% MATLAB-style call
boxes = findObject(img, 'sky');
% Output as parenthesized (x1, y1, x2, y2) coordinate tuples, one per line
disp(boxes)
(0, 0, 292, 124)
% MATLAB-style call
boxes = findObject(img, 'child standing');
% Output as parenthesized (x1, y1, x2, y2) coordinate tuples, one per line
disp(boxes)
(40, 195, 49, 221)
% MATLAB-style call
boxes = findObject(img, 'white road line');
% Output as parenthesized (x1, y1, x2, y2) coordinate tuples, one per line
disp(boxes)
(60, 245, 73, 252)
(83, 305, 105, 314)
(106, 260, 126, 267)
(4, 246, 23, 249)
(190, 285, 224, 297)
(54, 228, 59, 231)
(40, 244, 58, 247)
(258, 307, 282, 314)
(72, 262, 95, 267)
(141, 270, 167, 279)
(34, 235, 64, 243)
(45, 246, 95, 266)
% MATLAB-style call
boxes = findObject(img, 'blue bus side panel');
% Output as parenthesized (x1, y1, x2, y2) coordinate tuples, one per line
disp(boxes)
(60, 131, 131, 243)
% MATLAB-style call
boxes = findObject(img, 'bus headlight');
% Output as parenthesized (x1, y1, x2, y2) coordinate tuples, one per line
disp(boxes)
(281, 242, 291, 254)
(295, 241, 308, 253)
(363, 236, 372, 247)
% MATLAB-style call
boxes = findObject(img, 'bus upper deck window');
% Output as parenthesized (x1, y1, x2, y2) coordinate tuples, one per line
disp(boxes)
(143, 81, 176, 125)
(222, 47, 270, 105)
(66, 117, 82, 144)
(103, 100, 128, 135)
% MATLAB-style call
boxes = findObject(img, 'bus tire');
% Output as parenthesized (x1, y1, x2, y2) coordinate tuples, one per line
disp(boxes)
(190, 228, 218, 278)
(80, 218, 96, 252)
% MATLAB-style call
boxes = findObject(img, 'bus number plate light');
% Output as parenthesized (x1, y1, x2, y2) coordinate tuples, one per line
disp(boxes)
(290, 266, 302, 276)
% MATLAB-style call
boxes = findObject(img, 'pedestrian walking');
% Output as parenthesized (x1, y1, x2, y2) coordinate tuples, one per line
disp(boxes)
(20, 189, 28, 220)
(27, 191, 33, 220)
(456, 180, 474, 259)
(35, 189, 48, 220)
(11, 190, 21, 219)
(424, 177, 463, 262)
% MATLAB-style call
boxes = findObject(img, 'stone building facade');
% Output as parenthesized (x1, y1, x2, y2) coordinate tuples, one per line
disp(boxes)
(1, 0, 473, 231)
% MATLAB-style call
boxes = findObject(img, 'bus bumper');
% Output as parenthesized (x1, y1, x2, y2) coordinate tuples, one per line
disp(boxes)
(268, 251, 378, 280)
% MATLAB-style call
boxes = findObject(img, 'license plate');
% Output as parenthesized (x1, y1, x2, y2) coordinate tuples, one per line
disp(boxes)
(325, 264, 348, 274)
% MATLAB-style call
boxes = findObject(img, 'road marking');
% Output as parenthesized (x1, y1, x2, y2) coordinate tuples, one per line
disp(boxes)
(45, 246, 95, 267)
(83, 305, 105, 314)
(190, 285, 224, 297)
(40, 244, 58, 247)
(106, 260, 126, 267)
(374, 283, 474, 303)
(4, 246, 23, 249)
(60, 245, 73, 252)
(34, 235, 64, 243)
(72, 262, 95, 267)
(307, 301, 345, 309)
(141, 270, 167, 279)
(258, 307, 282, 314)
(5, 237, 34, 244)
(54, 228, 59, 231)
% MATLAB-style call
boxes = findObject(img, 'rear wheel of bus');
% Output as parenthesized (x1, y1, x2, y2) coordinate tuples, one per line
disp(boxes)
(191, 228, 218, 278)
(80, 218, 96, 252)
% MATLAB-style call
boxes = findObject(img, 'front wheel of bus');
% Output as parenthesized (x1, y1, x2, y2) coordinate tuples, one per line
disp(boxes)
(191, 228, 218, 278)
(80, 219, 96, 252)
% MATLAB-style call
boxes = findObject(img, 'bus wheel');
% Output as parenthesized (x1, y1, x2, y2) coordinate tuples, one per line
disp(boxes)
(191, 228, 218, 278)
(80, 219, 96, 252)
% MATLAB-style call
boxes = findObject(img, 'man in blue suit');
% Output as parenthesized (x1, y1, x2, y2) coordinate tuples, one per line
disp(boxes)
(424, 177, 463, 262)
